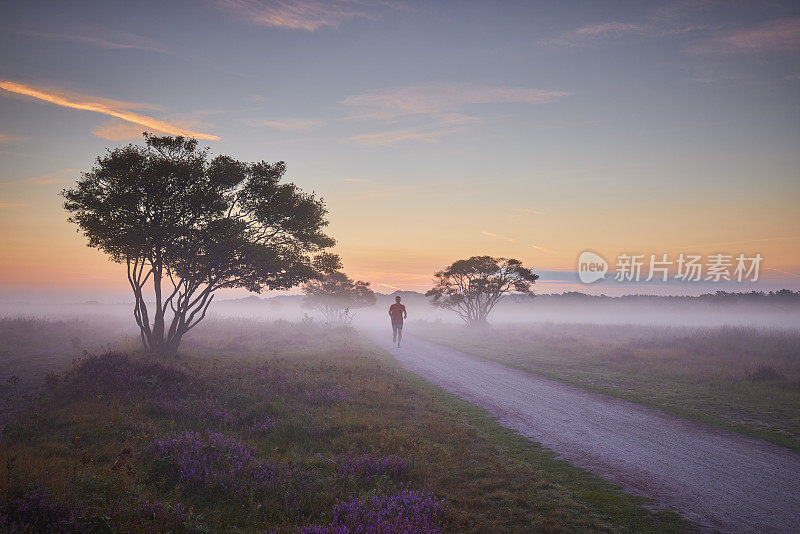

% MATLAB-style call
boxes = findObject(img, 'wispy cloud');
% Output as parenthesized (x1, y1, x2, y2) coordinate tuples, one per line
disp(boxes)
(766, 267, 800, 279)
(685, 18, 800, 55)
(343, 82, 570, 145)
(2, 168, 81, 188)
(650, 0, 721, 24)
(91, 120, 151, 141)
(370, 271, 430, 281)
(213, 0, 384, 31)
(27, 168, 80, 184)
(481, 230, 516, 243)
(530, 244, 555, 253)
(0, 133, 23, 143)
(344, 178, 377, 183)
(342, 83, 571, 120)
(0, 80, 220, 140)
(545, 22, 642, 47)
(347, 127, 454, 146)
(376, 283, 401, 290)
(244, 117, 325, 130)
(8, 28, 171, 55)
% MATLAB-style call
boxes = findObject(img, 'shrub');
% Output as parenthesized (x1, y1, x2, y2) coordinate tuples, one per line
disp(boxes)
(148, 430, 258, 495)
(746, 364, 784, 382)
(301, 490, 446, 534)
(1, 487, 90, 533)
(63, 353, 202, 402)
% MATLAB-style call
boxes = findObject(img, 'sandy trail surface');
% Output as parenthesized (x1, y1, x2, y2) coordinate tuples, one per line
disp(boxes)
(364, 329, 800, 533)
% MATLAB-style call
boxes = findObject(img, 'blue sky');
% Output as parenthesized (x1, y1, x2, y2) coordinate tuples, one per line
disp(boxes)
(1, 0, 799, 298)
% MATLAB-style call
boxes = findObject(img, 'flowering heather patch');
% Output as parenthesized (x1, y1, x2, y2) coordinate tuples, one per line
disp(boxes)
(249, 414, 278, 434)
(148, 430, 258, 494)
(63, 352, 202, 402)
(1, 487, 90, 533)
(300, 490, 446, 534)
(148, 430, 325, 518)
(336, 453, 409, 480)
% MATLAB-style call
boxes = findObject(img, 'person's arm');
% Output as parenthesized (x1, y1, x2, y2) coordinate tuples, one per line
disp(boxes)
(403, 305, 407, 319)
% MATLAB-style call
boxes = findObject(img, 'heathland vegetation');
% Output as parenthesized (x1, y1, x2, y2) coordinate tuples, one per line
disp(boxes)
(0, 317, 692, 533)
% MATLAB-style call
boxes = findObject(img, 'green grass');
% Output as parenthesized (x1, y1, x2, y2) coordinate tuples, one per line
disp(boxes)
(412, 321, 800, 453)
(0, 317, 694, 532)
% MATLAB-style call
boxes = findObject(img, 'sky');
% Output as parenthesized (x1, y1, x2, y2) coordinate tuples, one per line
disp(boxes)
(1, 0, 799, 301)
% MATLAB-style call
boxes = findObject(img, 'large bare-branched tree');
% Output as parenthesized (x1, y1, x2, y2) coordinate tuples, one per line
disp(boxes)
(62, 135, 340, 356)
(302, 272, 376, 324)
(426, 255, 539, 326)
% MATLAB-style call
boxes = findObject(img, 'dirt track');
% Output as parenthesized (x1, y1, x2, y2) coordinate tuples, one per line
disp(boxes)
(365, 330, 800, 533)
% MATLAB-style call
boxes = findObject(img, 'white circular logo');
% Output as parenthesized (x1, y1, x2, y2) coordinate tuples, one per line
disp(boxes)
(577, 251, 608, 283)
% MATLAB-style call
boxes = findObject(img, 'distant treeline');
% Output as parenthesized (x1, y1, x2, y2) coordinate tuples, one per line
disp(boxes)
(225, 289, 800, 305)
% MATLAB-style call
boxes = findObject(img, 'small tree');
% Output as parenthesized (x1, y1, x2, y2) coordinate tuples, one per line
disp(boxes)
(62, 134, 340, 357)
(426, 255, 539, 326)
(302, 272, 376, 324)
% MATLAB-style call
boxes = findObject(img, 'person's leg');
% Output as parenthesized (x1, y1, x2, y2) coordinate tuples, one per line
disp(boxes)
(397, 324, 402, 347)
(392, 323, 397, 343)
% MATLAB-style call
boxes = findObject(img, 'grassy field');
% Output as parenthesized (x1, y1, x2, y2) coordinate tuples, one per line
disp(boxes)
(412, 321, 800, 452)
(0, 317, 693, 532)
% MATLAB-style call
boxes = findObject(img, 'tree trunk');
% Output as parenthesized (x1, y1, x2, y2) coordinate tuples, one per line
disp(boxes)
(128, 258, 213, 359)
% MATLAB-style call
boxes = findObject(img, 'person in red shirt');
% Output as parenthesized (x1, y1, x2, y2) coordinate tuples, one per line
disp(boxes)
(388, 295, 407, 347)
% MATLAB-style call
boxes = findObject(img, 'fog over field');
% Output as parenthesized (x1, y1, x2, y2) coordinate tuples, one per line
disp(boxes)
(4, 290, 798, 329)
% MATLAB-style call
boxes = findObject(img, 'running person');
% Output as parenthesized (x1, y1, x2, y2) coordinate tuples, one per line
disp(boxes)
(388, 296, 407, 347)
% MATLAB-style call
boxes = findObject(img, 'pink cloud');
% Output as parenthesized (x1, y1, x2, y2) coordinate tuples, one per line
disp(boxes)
(546, 22, 642, 46)
(686, 18, 800, 55)
(244, 117, 325, 130)
(27, 168, 81, 184)
(342, 83, 570, 120)
(481, 231, 516, 243)
(347, 127, 451, 146)
(10, 28, 170, 55)
(92, 120, 152, 141)
(213, 0, 384, 31)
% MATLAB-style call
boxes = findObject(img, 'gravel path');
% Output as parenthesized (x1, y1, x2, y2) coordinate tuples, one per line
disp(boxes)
(365, 329, 800, 533)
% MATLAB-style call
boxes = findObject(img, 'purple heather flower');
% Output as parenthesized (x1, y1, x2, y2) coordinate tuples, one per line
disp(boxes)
(301, 490, 446, 534)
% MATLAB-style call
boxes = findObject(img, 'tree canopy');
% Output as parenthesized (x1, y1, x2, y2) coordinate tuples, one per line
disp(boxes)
(62, 134, 339, 356)
(426, 255, 539, 326)
(302, 272, 376, 324)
